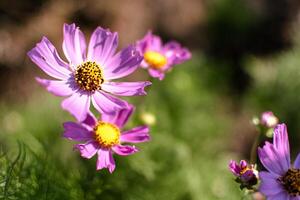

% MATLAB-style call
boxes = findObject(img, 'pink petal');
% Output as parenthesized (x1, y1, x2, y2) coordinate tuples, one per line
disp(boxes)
(141, 31, 163, 52)
(63, 122, 93, 141)
(112, 144, 138, 156)
(27, 37, 70, 80)
(101, 81, 151, 96)
(75, 141, 99, 159)
(294, 153, 300, 169)
(61, 92, 90, 122)
(240, 160, 247, 168)
(120, 126, 150, 143)
(104, 45, 143, 80)
(273, 124, 290, 170)
(267, 192, 289, 200)
(259, 171, 284, 196)
(101, 105, 134, 128)
(36, 77, 76, 97)
(91, 91, 129, 114)
(228, 160, 241, 176)
(82, 112, 97, 127)
(96, 149, 116, 173)
(163, 41, 191, 65)
(148, 68, 165, 80)
(258, 142, 288, 176)
(87, 27, 118, 66)
(63, 23, 87, 67)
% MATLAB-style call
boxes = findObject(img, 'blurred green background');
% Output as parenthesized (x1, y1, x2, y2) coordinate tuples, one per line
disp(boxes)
(1, 0, 300, 199)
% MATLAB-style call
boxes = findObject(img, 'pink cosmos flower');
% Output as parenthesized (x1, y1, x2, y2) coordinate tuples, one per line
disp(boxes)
(63, 105, 150, 173)
(136, 31, 191, 80)
(229, 160, 258, 190)
(258, 123, 300, 200)
(28, 23, 151, 121)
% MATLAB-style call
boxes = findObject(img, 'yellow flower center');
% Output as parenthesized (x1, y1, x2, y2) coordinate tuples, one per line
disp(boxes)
(94, 121, 120, 148)
(75, 61, 104, 91)
(144, 51, 167, 69)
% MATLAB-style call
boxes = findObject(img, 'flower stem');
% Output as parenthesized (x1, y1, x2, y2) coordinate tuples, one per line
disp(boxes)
(250, 126, 262, 164)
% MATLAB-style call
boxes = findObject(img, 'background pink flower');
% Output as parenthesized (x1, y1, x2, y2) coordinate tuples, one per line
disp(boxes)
(136, 31, 191, 80)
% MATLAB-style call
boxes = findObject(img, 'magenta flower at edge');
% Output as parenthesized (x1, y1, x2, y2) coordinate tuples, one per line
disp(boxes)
(229, 160, 258, 190)
(28, 23, 151, 121)
(63, 105, 150, 173)
(136, 31, 191, 80)
(258, 123, 300, 200)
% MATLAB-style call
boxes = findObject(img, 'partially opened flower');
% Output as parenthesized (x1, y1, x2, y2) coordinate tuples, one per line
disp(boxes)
(28, 23, 151, 121)
(136, 31, 191, 80)
(258, 123, 300, 200)
(229, 160, 258, 190)
(261, 111, 279, 128)
(63, 105, 150, 173)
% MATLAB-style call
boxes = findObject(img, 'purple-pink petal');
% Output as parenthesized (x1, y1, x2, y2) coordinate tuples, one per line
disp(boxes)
(120, 126, 150, 143)
(81, 112, 97, 127)
(259, 171, 284, 196)
(63, 122, 93, 141)
(164, 42, 191, 65)
(258, 142, 287, 176)
(112, 144, 138, 156)
(273, 124, 291, 170)
(267, 192, 289, 200)
(75, 141, 99, 159)
(101, 81, 151, 96)
(240, 160, 247, 169)
(96, 149, 116, 173)
(240, 170, 255, 182)
(228, 160, 241, 176)
(27, 37, 70, 80)
(87, 27, 118, 66)
(148, 68, 165, 80)
(137, 31, 163, 53)
(61, 92, 90, 122)
(101, 105, 134, 128)
(294, 153, 300, 169)
(104, 45, 143, 80)
(63, 23, 87, 67)
(91, 91, 129, 114)
(35, 77, 75, 97)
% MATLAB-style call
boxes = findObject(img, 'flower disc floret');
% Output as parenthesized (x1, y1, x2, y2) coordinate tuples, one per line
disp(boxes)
(280, 168, 300, 196)
(75, 61, 104, 91)
(144, 51, 167, 69)
(94, 121, 120, 148)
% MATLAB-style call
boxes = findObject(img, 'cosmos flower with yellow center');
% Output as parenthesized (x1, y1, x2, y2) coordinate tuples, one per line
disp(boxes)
(28, 23, 151, 121)
(136, 31, 191, 80)
(63, 105, 150, 173)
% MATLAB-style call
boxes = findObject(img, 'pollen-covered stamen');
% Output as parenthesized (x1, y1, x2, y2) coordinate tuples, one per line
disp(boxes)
(144, 51, 167, 69)
(94, 121, 120, 148)
(75, 61, 104, 91)
(279, 168, 300, 196)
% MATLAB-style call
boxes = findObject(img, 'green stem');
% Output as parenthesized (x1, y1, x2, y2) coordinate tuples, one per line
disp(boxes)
(250, 127, 262, 164)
